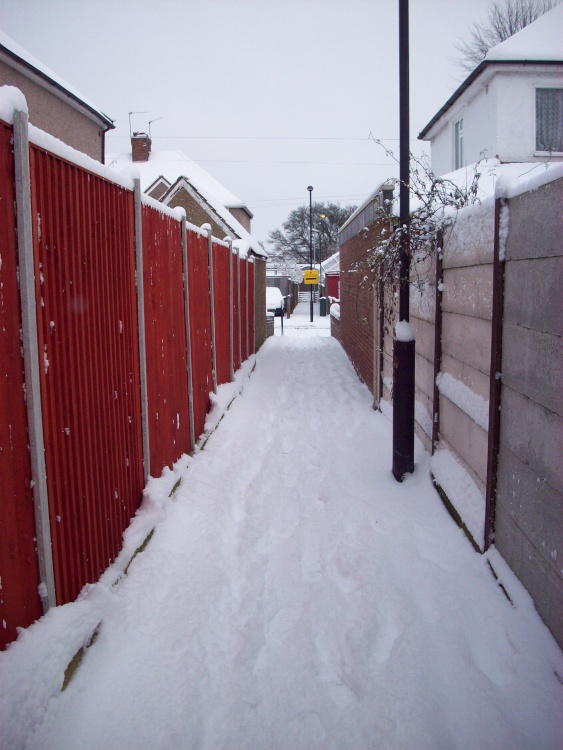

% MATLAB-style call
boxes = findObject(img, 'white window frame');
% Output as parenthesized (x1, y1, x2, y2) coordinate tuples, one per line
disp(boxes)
(453, 117, 464, 170)
(534, 85, 563, 156)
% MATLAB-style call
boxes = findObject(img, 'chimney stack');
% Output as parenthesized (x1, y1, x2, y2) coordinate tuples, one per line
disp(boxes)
(132, 132, 151, 162)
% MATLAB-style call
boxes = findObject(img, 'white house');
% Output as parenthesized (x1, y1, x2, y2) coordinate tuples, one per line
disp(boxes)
(418, 4, 563, 176)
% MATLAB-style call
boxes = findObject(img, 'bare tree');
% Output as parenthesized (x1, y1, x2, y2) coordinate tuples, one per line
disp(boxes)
(456, 0, 556, 73)
(267, 202, 356, 265)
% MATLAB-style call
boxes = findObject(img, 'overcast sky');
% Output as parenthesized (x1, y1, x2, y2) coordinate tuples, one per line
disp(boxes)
(0, 0, 492, 244)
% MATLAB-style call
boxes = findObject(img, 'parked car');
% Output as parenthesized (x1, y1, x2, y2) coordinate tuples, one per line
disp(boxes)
(266, 287, 285, 316)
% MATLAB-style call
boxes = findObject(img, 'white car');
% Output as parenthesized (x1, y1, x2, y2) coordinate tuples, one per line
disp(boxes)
(266, 287, 285, 316)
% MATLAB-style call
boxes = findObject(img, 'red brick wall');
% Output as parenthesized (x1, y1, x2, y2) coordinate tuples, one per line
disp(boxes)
(338, 221, 388, 394)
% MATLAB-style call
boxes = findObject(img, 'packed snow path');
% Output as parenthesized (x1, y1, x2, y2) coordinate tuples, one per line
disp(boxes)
(2, 306, 562, 750)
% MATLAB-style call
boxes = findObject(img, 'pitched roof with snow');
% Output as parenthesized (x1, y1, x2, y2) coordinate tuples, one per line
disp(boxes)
(418, 4, 563, 140)
(484, 3, 563, 62)
(0, 31, 114, 129)
(107, 149, 265, 257)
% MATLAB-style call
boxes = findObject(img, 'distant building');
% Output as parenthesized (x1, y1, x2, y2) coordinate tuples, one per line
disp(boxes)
(108, 133, 264, 258)
(418, 5, 563, 175)
(0, 31, 114, 162)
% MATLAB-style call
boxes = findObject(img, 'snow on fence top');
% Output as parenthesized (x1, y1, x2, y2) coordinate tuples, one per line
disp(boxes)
(28, 123, 134, 191)
(0, 85, 28, 122)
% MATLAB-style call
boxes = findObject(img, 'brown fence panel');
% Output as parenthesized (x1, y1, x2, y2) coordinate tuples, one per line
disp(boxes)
(30, 145, 144, 605)
(0, 120, 41, 648)
(213, 241, 231, 385)
(142, 205, 191, 473)
(240, 256, 248, 362)
(188, 229, 213, 440)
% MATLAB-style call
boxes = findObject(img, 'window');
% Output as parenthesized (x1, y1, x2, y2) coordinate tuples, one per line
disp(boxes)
(454, 118, 464, 169)
(536, 88, 563, 153)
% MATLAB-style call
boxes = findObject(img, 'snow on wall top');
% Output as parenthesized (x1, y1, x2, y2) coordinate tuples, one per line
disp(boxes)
(442, 159, 563, 203)
(342, 158, 563, 243)
(484, 3, 563, 63)
(0, 31, 113, 126)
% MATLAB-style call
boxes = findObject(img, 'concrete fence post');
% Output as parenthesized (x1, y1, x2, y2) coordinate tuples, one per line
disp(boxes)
(249, 258, 256, 354)
(236, 246, 242, 366)
(246, 257, 250, 358)
(204, 225, 218, 394)
(133, 179, 150, 483)
(13, 109, 56, 611)
(224, 237, 235, 382)
(181, 217, 196, 451)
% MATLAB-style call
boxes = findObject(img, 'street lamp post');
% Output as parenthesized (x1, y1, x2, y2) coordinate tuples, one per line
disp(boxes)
(392, 0, 415, 481)
(307, 186, 314, 322)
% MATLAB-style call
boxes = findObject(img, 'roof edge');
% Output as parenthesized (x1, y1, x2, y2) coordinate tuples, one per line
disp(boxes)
(418, 59, 562, 140)
(0, 44, 114, 130)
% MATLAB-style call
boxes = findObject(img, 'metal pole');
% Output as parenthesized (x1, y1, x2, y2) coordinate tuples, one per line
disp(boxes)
(307, 186, 313, 322)
(392, 0, 415, 481)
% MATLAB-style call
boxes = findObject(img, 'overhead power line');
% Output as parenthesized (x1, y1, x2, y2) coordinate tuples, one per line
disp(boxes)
(195, 159, 398, 166)
(106, 134, 422, 142)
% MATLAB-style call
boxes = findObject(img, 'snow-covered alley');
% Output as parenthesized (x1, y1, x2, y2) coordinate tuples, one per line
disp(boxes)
(2, 304, 562, 750)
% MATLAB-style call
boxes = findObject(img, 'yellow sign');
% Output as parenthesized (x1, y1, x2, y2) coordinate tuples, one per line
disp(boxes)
(303, 269, 319, 285)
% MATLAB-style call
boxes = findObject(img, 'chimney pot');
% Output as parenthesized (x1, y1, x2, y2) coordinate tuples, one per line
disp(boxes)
(132, 132, 151, 162)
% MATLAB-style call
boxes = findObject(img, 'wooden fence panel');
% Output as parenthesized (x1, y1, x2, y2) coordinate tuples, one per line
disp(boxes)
(0, 120, 42, 648)
(187, 229, 213, 440)
(142, 205, 191, 474)
(30, 145, 144, 604)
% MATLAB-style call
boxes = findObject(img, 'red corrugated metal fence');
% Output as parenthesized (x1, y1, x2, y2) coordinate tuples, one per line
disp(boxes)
(0, 110, 258, 648)
(0, 119, 42, 650)
(30, 145, 145, 605)
(142, 204, 192, 474)
(213, 240, 231, 386)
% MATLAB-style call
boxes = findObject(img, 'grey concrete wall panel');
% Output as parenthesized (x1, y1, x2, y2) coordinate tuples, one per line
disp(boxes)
(497, 447, 562, 573)
(438, 396, 489, 485)
(415, 350, 435, 402)
(503, 256, 563, 336)
(442, 313, 492, 375)
(495, 506, 563, 650)
(500, 387, 563, 496)
(442, 264, 494, 319)
(502, 324, 562, 417)
(505, 178, 563, 262)
(443, 204, 495, 269)
(441, 352, 491, 402)
(412, 316, 435, 362)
